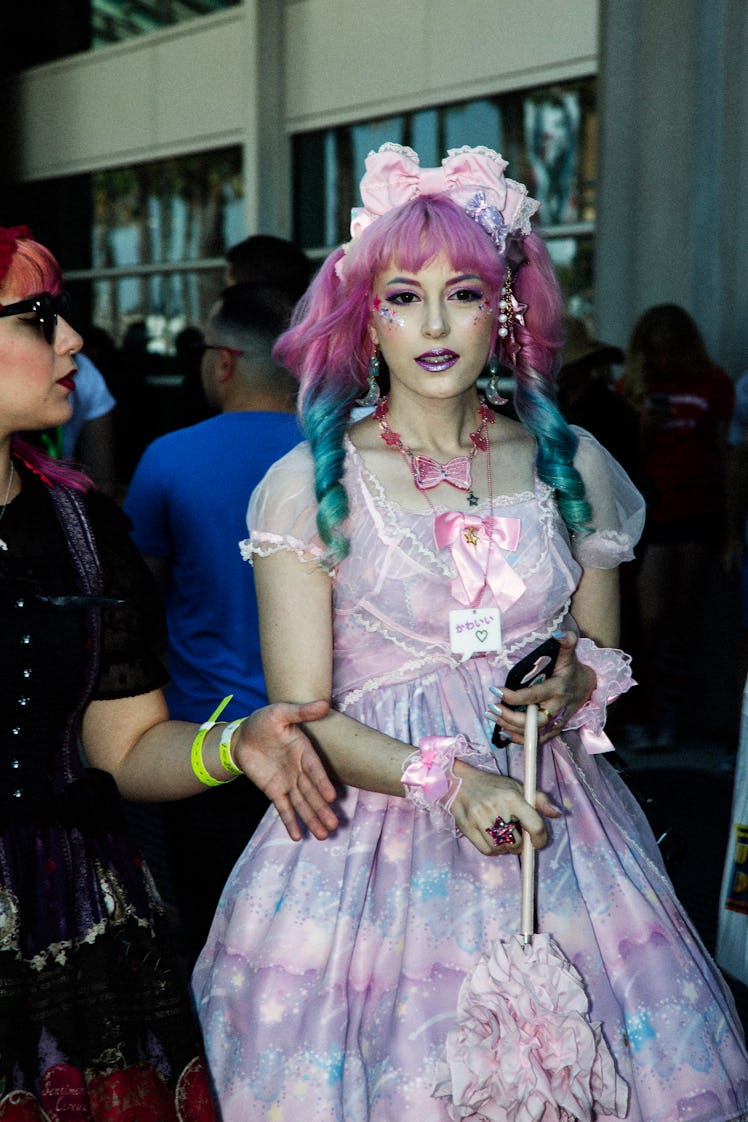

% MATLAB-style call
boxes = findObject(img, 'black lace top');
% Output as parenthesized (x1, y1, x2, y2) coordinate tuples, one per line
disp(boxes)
(0, 461, 215, 1113)
(0, 461, 167, 814)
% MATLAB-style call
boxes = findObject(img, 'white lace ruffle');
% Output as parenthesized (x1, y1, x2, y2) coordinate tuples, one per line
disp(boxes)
(401, 735, 483, 836)
(563, 638, 635, 738)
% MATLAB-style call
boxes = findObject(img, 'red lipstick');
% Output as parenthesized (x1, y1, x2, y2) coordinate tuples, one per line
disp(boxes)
(57, 372, 76, 392)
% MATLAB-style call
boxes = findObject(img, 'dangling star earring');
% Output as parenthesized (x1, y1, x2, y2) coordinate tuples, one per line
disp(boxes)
(357, 348, 381, 408)
(485, 353, 508, 406)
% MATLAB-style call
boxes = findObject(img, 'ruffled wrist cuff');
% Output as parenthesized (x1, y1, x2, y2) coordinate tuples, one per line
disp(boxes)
(562, 638, 635, 754)
(402, 735, 479, 833)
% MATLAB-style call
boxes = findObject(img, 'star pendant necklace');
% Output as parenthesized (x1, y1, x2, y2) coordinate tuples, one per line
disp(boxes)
(374, 396, 494, 507)
(0, 460, 15, 551)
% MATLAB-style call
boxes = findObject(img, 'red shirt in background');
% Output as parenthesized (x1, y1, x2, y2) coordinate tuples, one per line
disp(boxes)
(641, 364, 734, 525)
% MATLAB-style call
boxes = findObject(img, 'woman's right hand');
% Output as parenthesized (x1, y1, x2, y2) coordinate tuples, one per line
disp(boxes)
(450, 762, 561, 856)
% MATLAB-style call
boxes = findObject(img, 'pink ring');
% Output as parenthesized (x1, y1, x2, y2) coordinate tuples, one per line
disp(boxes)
(485, 816, 518, 846)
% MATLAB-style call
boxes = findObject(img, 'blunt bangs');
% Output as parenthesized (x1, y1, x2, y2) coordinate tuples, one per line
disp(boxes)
(1, 239, 62, 300)
(347, 197, 504, 294)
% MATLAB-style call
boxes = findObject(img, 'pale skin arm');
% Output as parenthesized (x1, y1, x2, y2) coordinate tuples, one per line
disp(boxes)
(95, 551, 339, 839)
(489, 565, 620, 743)
(80, 690, 340, 842)
(253, 550, 560, 856)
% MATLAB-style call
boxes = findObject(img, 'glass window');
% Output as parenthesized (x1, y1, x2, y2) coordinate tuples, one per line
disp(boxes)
(5, 147, 243, 355)
(292, 78, 596, 313)
(91, 0, 241, 49)
(87, 148, 243, 352)
(5, 0, 240, 68)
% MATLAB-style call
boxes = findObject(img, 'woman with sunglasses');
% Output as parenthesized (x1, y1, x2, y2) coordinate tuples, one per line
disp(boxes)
(0, 227, 337, 1118)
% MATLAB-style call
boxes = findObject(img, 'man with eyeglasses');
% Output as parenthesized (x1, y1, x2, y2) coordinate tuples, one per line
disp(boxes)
(124, 283, 302, 962)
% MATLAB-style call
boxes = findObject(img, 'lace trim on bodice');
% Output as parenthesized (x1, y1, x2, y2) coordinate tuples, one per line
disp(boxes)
(244, 437, 576, 706)
(345, 433, 558, 583)
(336, 604, 570, 710)
(348, 437, 454, 577)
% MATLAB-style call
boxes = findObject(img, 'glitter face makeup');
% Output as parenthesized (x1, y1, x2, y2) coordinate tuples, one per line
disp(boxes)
(368, 256, 495, 401)
(473, 299, 494, 327)
(373, 295, 405, 329)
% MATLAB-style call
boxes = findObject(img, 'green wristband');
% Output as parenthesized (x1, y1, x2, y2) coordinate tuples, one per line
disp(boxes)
(191, 695, 236, 787)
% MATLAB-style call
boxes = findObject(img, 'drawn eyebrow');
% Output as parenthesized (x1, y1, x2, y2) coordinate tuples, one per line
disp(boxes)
(382, 272, 483, 286)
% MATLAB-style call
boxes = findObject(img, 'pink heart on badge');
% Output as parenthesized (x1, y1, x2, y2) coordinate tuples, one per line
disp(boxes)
(476, 629, 488, 643)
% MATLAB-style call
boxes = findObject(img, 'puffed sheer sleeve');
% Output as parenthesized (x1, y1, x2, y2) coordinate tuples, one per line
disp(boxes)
(570, 427, 646, 568)
(240, 442, 327, 566)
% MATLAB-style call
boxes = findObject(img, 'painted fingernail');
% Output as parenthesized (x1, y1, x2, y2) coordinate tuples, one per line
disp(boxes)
(487, 704, 502, 718)
(499, 731, 512, 742)
(489, 686, 504, 699)
(552, 630, 566, 639)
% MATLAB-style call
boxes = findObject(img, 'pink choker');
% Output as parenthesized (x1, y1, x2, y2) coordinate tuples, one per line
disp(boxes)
(374, 397, 494, 507)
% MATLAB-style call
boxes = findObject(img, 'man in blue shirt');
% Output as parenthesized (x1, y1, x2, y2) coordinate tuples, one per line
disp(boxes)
(125, 283, 303, 959)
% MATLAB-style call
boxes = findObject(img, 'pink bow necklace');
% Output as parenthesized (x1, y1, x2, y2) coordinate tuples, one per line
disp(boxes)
(374, 396, 517, 607)
(374, 396, 494, 508)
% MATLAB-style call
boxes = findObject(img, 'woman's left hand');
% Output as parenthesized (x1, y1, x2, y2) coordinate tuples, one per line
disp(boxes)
(233, 700, 340, 842)
(486, 631, 596, 745)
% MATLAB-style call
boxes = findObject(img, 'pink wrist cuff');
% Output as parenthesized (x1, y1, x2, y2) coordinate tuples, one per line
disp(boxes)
(563, 638, 636, 754)
(402, 735, 478, 832)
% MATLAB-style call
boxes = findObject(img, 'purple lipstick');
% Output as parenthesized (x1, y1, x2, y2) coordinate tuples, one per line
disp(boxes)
(415, 349, 459, 372)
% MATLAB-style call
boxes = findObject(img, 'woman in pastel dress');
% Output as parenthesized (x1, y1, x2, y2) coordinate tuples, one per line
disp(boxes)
(193, 146, 748, 1122)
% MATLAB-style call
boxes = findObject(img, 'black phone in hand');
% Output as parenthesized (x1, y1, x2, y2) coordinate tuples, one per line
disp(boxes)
(491, 637, 560, 748)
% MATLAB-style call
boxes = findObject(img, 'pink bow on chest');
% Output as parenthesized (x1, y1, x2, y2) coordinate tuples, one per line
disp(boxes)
(433, 511, 525, 608)
(413, 454, 472, 491)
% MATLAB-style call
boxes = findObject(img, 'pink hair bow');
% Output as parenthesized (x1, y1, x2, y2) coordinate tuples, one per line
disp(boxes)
(350, 144, 539, 251)
(413, 454, 472, 491)
(434, 511, 525, 608)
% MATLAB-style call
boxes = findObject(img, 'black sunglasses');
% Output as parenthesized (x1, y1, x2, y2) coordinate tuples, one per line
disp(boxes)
(0, 291, 73, 344)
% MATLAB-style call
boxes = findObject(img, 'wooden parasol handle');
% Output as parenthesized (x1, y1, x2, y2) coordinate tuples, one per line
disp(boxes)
(521, 703, 539, 943)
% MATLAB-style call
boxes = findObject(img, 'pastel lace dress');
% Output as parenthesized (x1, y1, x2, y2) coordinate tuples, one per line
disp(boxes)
(193, 429, 748, 1122)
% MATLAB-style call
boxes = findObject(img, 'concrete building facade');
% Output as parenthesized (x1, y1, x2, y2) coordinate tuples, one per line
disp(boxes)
(3, 0, 747, 374)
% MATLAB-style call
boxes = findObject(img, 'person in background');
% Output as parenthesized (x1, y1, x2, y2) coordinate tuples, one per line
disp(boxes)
(556, 315, 640, 479)
(124, 282, 303, 962)
(557, 316, 647, 734)
(193, 145, 748, 1121)
(61, 350, 117, 495)
(0, 225, 336, 1117)
(224, 233, 314, 301)
(724, 367, 748, 683)
(620, 303, 735, 747)
(174, 324, 213, 428)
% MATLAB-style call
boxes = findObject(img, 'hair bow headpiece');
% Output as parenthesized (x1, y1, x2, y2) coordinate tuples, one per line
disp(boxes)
(347, 143, 539, 255)
(0, 225, 32, 287)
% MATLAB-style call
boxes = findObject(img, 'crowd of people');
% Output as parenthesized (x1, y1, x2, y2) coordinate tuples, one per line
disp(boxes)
(1, 139, 748, 1121)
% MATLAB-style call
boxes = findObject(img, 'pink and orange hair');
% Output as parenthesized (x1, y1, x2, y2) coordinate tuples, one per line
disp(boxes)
(0, 229, 92, 492)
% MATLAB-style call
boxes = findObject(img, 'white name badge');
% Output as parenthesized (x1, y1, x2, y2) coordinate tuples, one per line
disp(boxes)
(449, 607, 502, 662)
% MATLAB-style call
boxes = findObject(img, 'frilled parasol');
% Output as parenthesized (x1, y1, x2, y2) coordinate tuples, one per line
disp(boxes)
(433, 704, 629, 1122)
